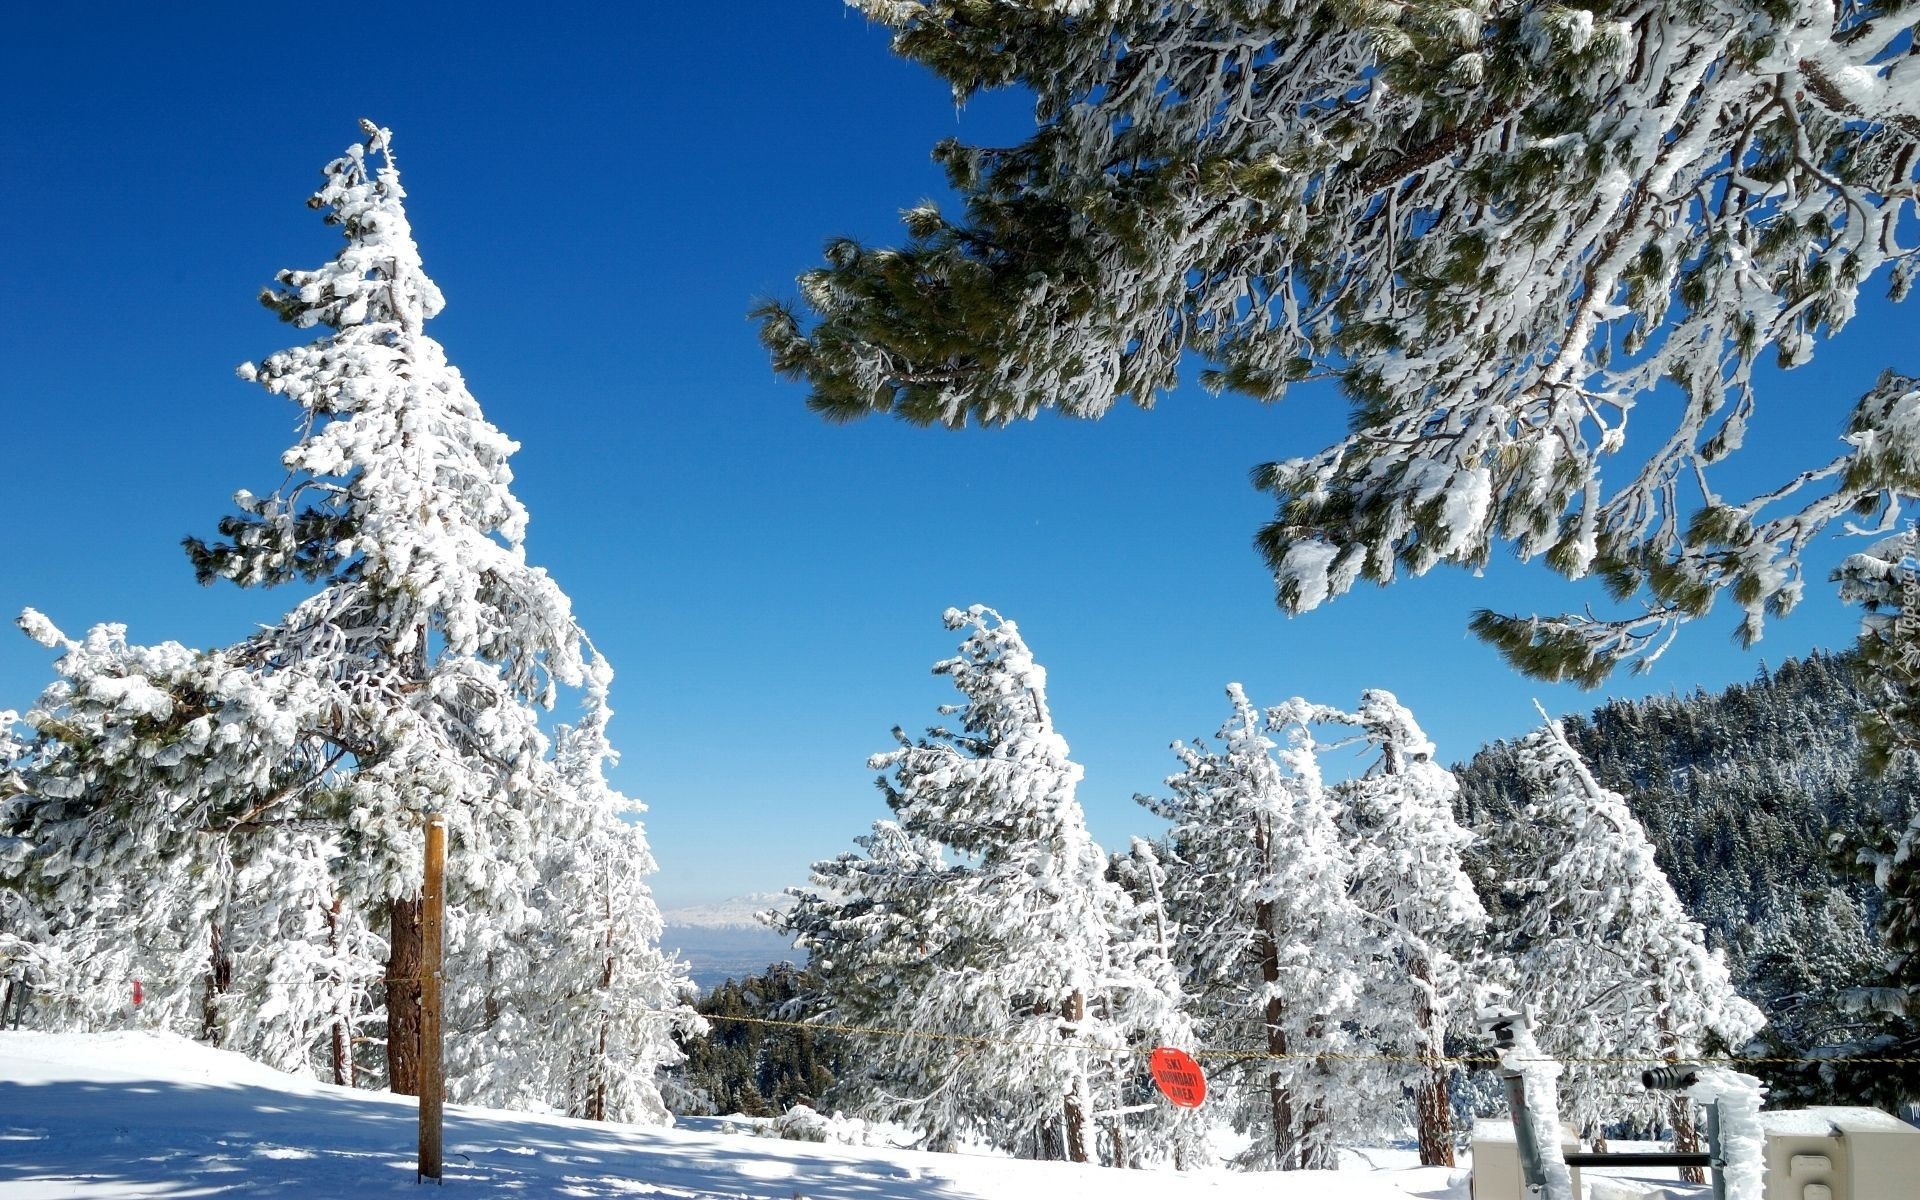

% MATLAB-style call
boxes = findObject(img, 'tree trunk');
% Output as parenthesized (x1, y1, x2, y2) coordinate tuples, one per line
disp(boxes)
(1256, 906, 1298, 1169)
(325, 896, 354, 1088)
(1410, 954, 1455, 1166)
(1253, 807, 1303, 1171)
(1652, 985, 1704, 1184)
(1061, 989, 1089, 1164)
(1091, 990, 1129, 1168)
(1296, 1026, 1333, 1171)
(1062, 1093, 1089, 1164)
(331, 1014, 354, 1088)
(387, 894, 423, 1096)
(1672, 1096, 1704, 1184)
(1038, 1123, 1063, 1161)
(583, 898, 616, 1122)
(202, 920, 232, 1044)
(1413, 1063, 1454, 1166)
(1296, 1007, 1337, 1170)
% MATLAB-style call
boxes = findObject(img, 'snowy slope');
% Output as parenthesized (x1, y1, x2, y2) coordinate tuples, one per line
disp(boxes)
(0, 1030, 1462, 1199)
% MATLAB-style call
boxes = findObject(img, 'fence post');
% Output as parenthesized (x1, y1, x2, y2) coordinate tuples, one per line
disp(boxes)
(1707, 1097, 1727, 1200)
(418, 813, 446, 1184)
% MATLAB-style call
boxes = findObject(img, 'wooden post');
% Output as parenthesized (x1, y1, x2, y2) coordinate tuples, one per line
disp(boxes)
(418, 813, 446, 1183)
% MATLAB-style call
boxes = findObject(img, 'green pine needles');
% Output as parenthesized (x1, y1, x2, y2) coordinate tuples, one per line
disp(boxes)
(764, 0, 1920, 685)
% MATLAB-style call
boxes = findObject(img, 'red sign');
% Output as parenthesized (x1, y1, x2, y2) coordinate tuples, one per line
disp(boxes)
(1148, 1047, 1206, 1108)
(131, 978, 143, 1007)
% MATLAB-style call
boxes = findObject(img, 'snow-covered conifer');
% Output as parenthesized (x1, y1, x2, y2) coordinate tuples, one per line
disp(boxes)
(765, 5, 1920, 680)
(6, 123, 692, 1111)
(0, 709, 55, 1025)
(1104, 838, 1212, 1170)
(781, 607, 1192, 1164)
(1502, 716, 1764, 1147)
(485, 661, 699, 1124)
(5, 616, 330, 1041)
(1740, 887, 1888, 1104)
(781, 820, 964, 1141)
(1331, 691, 1487, 1166)
(1144, 684, 1369, 1170)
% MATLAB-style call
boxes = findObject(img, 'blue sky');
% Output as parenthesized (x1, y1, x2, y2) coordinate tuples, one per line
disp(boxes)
(3, 3, 1910, 908)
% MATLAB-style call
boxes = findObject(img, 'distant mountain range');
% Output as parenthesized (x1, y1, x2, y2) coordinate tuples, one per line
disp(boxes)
(661, 892, 803, 992)
(660, 892, 794, 931)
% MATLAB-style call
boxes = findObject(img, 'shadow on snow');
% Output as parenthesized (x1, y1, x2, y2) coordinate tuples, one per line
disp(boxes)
(0, 1076, 981, 1198)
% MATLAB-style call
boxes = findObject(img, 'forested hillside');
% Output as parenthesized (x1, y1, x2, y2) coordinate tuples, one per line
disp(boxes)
(1456, 651, 1912, 941)
(666, 649, 1919, 1128)
(1455, 650, 1913, 1104)
(674, 964, 843, 1118)
(684, 652, 1914, 1121)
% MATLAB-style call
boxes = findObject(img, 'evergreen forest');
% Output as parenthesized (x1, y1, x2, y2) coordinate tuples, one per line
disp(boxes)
(677, 650, 1918, 1127)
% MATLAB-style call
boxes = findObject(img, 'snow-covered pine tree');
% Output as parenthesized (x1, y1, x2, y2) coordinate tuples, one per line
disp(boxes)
(1739, 887, 1890, 1105)
(1452, 649, 1919, 1107)
(5, 123, 692, 1112)
(762, 3, 1920, 682)
(1331, 690, 1487, 1167)
(1104, 837, 1213, 1170)
(200, 120, 692, 1102)
(781, 606, 1192, 1164)
(780, 819, 969, 1142)
(1143, 683, 1369, 1171)
(1501, 715, 1764, 1150)
(517, 661, 699, 1123)
(0, 708, 55, 1026)
(5, 616, 330, 1043)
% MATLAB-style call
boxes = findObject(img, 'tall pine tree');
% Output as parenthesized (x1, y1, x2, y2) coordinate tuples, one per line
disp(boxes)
(781, 606, 1196, 1164)
(4, 123, 693, 1116)
(1332, 690, 1487, 1167)
(1500, 715, 1764, 1149)
(1144, 684, 1369, 1171)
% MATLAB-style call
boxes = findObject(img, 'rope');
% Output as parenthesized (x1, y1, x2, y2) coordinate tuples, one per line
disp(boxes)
(96, 980, 1920, 1069)
(697, 1012, 1920, 1068)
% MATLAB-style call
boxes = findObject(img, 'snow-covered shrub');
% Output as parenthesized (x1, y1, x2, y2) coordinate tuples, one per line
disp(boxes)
(761, 1104, 894, 1148)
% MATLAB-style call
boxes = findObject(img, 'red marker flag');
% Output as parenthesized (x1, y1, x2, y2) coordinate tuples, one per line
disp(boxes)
(1148, 1047, 1206, 1108)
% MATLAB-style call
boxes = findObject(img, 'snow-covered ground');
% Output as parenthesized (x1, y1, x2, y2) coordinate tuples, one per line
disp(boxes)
(0, 1031, 1699, 1199)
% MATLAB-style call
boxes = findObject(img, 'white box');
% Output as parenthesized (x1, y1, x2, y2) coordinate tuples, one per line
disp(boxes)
(1759, 1106, 1920, 1200)
(1471, 1118, 1582, 1200)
